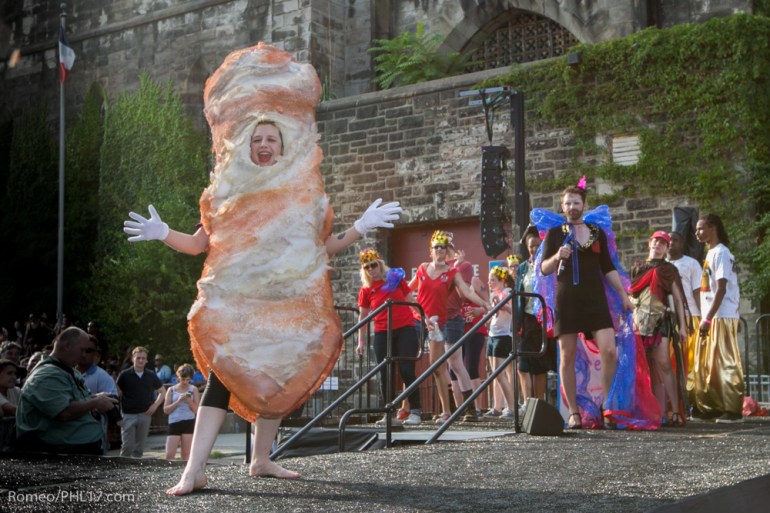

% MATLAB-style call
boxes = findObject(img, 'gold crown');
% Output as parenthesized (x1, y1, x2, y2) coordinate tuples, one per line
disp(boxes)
(359, 247, 381, 265)
(491, 266, 510, 281)
(430, 230, 453, 247)
(506, 255, 520, 266)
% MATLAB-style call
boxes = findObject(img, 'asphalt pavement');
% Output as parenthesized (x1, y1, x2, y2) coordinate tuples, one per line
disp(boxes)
(2, 416, 770, 513)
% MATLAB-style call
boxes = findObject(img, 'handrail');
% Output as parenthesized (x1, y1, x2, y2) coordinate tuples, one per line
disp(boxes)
(271, 300, 427, 459)
(426, 290, 547, 444)
(338, 300, 427, 450)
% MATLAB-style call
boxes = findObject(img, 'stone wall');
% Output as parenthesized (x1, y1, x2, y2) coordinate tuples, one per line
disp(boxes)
(316, 65, 700, 305)
(1, 1, 753, 120)
(1, 0, 316, 119)
(389, 0, 751, 50)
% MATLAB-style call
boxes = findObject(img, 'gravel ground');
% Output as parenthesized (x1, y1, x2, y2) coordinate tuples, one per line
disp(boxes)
(1, 417, 769, 513)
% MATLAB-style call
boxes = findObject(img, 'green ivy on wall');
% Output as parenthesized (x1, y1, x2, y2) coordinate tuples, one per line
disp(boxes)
(480, 13, 770, 301)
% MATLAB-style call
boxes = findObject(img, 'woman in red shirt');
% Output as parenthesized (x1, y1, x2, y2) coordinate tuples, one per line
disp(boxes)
(356, 248, 422, 426)
(408, 231, 490, 424)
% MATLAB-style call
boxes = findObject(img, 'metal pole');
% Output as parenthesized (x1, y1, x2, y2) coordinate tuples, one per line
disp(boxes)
(511, 90, 526, 243)
(57, 3, 67, 324)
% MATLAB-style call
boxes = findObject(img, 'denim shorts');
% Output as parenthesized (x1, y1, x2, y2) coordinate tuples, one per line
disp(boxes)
(443, 316, 465, 345)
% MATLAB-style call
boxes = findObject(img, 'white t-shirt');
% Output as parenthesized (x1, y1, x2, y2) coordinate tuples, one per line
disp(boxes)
(701, 243, 740, 319)
(0, 386, 21, 412)
(489, 287, 513, 337)
(668, 254, 702, 317)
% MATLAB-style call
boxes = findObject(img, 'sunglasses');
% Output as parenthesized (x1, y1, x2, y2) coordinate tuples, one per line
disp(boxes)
(363, 262, 379, 270)
(432, 244, 447, 250)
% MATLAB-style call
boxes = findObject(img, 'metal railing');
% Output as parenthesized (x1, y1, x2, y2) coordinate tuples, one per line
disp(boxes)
(423, 291, 547, 444)
(750, 314, 770, 402)
(271, 300, 427, 459)
(336, 290, 546, 450)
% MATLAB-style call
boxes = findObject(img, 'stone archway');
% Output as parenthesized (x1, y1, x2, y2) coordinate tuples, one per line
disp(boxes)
(438, 0, 597, 59)
(460, 8, 581, 71)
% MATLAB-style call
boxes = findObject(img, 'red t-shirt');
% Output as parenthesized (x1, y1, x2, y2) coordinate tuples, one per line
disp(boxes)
(414, 263, 458, 327)
(357, 279, 415, 332)
(462, 301, 488, 335)
(446, 259, 474, 319)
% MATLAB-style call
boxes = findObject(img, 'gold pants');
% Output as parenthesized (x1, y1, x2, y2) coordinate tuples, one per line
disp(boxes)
(692, 318, 744, 415)
(684, 316, 700, 406)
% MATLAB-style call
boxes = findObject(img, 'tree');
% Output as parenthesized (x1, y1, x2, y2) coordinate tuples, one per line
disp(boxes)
(65, 84, 106, 324)
(87, 74, 209, 362)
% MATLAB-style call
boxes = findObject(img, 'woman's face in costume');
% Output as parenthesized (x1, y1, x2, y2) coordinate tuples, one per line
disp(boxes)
(488, 272, 504, 292)
(363, 261, 382, 280)
(250, 124, 283, 166)
(431, 243, 448, 262)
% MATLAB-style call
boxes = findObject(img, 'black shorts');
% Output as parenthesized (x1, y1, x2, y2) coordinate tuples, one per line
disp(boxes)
(486, 335, 512, 358)
(518, 313, 557, 375)
(167, 418, 195, 435)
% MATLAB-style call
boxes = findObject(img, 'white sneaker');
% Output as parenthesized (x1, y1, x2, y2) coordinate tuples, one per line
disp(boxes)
(482, 408, 501, 418)
(403, 413, 422, 425)
(715, 413, 744, 424)
(375, 415, 402, 427)
(518, 405, 527, 418)
(501, 408, 515, 419)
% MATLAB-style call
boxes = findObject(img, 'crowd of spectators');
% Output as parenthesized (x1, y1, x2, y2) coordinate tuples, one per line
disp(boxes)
(0, 314, 205, 457)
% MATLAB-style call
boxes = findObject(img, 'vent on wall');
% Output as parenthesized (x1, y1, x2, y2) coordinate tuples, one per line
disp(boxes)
(611, 134, 640, 166)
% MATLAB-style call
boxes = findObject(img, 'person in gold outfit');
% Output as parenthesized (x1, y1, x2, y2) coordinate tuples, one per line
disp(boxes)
(691, 214, 744, 423)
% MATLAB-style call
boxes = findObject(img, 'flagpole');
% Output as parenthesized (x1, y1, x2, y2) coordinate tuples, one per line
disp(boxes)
(57, 2, 67, 326)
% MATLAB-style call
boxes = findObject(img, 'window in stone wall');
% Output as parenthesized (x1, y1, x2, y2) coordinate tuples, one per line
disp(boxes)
(463, 10, 580, 71)
(611, 134, 641, 166)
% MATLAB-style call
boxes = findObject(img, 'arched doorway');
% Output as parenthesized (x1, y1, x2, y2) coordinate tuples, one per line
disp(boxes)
(462, 9, 580, 71)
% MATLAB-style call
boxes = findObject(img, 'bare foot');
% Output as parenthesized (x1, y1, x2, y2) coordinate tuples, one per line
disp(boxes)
(249, 460, 301, 479)
(166, 471, 208, 496)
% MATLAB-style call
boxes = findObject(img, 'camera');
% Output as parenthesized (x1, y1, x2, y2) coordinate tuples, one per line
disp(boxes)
(105, 394, 122, 423)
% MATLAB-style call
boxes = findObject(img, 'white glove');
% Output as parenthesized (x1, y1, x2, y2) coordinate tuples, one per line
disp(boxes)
(123, 204, 170, 242)
(354, 198, 402, 234)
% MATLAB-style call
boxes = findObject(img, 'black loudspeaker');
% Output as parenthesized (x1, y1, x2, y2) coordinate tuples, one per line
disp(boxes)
(672, 206, 703, 263)
(521, 398, 564, 436)
(480, 145, 510, 257)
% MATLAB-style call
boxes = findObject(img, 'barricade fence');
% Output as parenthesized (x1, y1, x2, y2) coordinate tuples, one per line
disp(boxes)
(749, 314, 770, 403)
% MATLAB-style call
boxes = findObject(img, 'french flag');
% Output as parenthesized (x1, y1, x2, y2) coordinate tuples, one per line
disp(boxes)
(58, 23, 75, 83)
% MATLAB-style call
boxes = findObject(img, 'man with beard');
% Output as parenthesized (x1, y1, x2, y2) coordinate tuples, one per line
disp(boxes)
(540, 184, 634, 429)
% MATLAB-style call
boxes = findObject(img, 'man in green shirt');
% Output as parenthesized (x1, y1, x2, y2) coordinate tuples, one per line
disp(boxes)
(15, 327, 118, 455)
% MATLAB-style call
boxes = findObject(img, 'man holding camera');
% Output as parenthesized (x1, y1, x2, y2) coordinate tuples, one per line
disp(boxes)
(15, 327, 118, 455)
